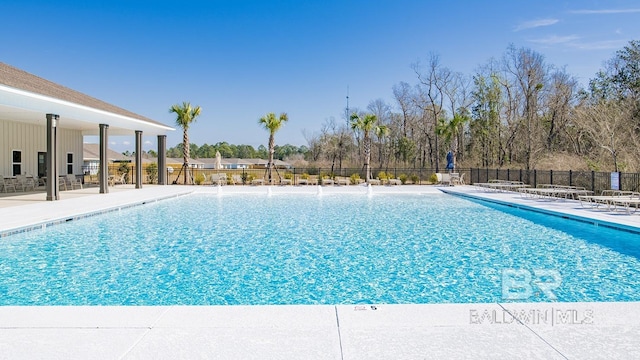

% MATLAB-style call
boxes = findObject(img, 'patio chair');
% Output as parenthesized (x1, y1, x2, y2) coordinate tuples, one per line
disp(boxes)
(66, 174, 83, 190)
(16, 175, 35, 192)
(109, 173, 126, 186)
(58, 176, 68, 191)
(0, 175, 17, 193)
(451, 173, 465, 186)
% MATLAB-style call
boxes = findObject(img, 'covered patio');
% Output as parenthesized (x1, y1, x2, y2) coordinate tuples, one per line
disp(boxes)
(0, 62, 173, 200)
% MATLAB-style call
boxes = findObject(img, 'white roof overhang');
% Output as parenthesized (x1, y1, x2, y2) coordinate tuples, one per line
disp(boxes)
(0, 84, 174, 136)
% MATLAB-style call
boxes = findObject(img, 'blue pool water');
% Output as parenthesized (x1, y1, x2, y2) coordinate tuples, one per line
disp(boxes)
(1, 192, 640, 305)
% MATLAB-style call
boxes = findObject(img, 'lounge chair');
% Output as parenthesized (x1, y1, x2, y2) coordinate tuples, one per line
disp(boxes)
(0, 175, 17, 193)
(251, 178, 265, 185)
(387, 178, 402, 185)
(211, 173, 227, 186)
(321, 178, 334, 186)
(578, 190, 632, 210)
(435, 173, 452, 186)
(605, 192, 640, 214)
(519, 185, 593, 200)
(337, 178, 350, 186)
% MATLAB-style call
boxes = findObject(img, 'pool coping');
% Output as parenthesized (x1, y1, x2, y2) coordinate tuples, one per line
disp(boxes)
(439, 187, 640, 234)
(0, 186, 194, 237)
(1, 185, 640, 358)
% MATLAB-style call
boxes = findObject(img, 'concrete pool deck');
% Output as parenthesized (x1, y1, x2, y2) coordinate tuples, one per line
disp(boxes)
(0, 184, 639, 359)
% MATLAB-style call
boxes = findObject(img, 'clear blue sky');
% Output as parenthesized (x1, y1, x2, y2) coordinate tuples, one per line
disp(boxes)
(2, 0, 639, 152)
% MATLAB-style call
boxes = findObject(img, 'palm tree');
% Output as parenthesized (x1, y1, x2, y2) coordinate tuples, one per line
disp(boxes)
(350, 113, 386, 182)
(258, 112, 288, 183)
(374, 124, 390, 168)
(169, 101, 202, 184)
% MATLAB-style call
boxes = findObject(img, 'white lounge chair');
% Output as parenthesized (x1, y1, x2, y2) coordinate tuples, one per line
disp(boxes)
(321, 178, 334, 185)
(232, 174, 243, 185)
(211, 173, 227, 186)
(435, 173, 451, 185)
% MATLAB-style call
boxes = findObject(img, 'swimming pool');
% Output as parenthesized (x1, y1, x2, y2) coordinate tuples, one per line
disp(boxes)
(1, 191, 639, 305)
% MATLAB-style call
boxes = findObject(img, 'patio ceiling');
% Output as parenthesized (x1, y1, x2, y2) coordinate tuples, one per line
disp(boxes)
(0, 84, 173, 136)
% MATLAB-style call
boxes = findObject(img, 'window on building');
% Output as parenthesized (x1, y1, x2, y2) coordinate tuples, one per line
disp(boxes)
(12, 150, 22, 176)
(67, 153, 73, 175)
(38, 152, 47, 178)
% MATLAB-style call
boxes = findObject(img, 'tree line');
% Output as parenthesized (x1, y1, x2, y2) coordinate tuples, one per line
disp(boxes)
(165, 142, 309, 161)
(306, 41, 640, 173)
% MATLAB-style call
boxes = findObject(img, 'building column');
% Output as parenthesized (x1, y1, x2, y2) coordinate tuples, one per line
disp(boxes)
(99, 124, 109, 194)
(46, 114, 59, 201)
(135, 130, 142, 189)
(157, 135, 166, 185)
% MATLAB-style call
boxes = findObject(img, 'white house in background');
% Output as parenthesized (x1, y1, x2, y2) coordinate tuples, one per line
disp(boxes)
(0, 62, 174, 199)
(246, 158, 292, 169)
(82, 143, 131, 175)
(216, 158, 251, 169)
(198, 157, 292, 170)
(165, 158, 205, 170)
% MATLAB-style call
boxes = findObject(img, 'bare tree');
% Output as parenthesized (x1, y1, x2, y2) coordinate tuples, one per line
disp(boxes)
(413, 54, 452, 172)
(544, 68, 579, 152)
(503, 45, 548, 171)
(575, 99, 631, 172)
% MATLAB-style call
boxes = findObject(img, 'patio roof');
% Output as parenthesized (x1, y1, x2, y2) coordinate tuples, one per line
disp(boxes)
(0, 62, 174, 136)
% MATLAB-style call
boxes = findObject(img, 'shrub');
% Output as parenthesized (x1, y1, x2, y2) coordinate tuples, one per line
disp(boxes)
(429, 173, 438, 184)
(146, 163, 158, 184)
(301, 173, 310, 180)
(350, 173, 361, 185)
(377, 171, 388, 180)
(398, 173, 408, 184)
(195, 173, 205, 185)
(118, 162, 130, 183)
(410, 174, 420, 184)
(284, 172, 293, 180)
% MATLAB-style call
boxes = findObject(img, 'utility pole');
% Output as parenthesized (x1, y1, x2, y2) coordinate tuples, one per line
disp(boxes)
(346, 85, 350, 126)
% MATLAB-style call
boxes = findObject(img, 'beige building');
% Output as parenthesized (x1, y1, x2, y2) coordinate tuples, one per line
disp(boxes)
(0, 62, 174, 199)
